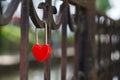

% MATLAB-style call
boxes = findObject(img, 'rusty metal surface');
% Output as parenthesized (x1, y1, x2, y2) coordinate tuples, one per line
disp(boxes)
(20, 0, 29, 80)
(83, 0, 97, 80)
(44, 23, 51, 80)
(0, 0, 20, 26)
(74, 27, 80, 80)
(61, 6, 68, 80)
(29, 0, 45, 28)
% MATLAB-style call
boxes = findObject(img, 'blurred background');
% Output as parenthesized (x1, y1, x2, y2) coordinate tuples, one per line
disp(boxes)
(0, 0, 120, 80)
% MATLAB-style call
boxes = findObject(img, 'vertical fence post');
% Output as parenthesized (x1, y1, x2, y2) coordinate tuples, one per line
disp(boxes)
(20, 0, 29, 80)
(73, 8, 81, 80)
(85, 0, 96, 80)
(74, 28, 80, 80)
(61, 20, 67, 80)
(61, 5, 68, 80)
(43, 0, 52, 80)
(44, 23, 51, 80)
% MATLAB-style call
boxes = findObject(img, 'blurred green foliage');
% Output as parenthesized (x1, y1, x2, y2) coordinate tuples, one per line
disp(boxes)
(67, 34, 74, 47)
(0, 25, 74, 53)
(95, 0, 111, 13)
(0, 25, 44, 53)
(0, 25, 20, 52)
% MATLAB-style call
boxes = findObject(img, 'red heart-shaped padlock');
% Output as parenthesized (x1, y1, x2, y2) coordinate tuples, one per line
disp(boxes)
(32, 44, 45, 62)
(40, 44, 51, 62)
(32, 43, 51, 62)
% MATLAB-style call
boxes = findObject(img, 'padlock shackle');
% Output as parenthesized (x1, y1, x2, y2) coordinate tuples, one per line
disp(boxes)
(44, 21, 48, 44)
(35, 28, 39, 44)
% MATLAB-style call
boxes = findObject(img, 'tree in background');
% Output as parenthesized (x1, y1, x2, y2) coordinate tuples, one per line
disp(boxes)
(96, 0, 111, 13)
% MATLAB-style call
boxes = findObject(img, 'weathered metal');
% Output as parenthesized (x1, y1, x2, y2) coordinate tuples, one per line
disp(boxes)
(44, 22, 51, 80)
(61, 5, 68, 80)
(0, 0, 20, 26)
(20, 0, 29, 80)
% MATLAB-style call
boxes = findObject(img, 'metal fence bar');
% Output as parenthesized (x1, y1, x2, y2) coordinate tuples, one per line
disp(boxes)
(61, 6, 68, 80)
(73, 7, 81, 80)
(61, 21, 67, 80)
(74, 28, 80, 80)
(20, 0, 29, 80)
(83, 0, 96, 79)
(44, 23, 51, 80)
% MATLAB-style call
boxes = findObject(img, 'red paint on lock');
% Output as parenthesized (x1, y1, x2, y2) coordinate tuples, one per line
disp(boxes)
(40, 44, 51, 62)
(32, 44, 45, 62)
(32, 43, 51, 62)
